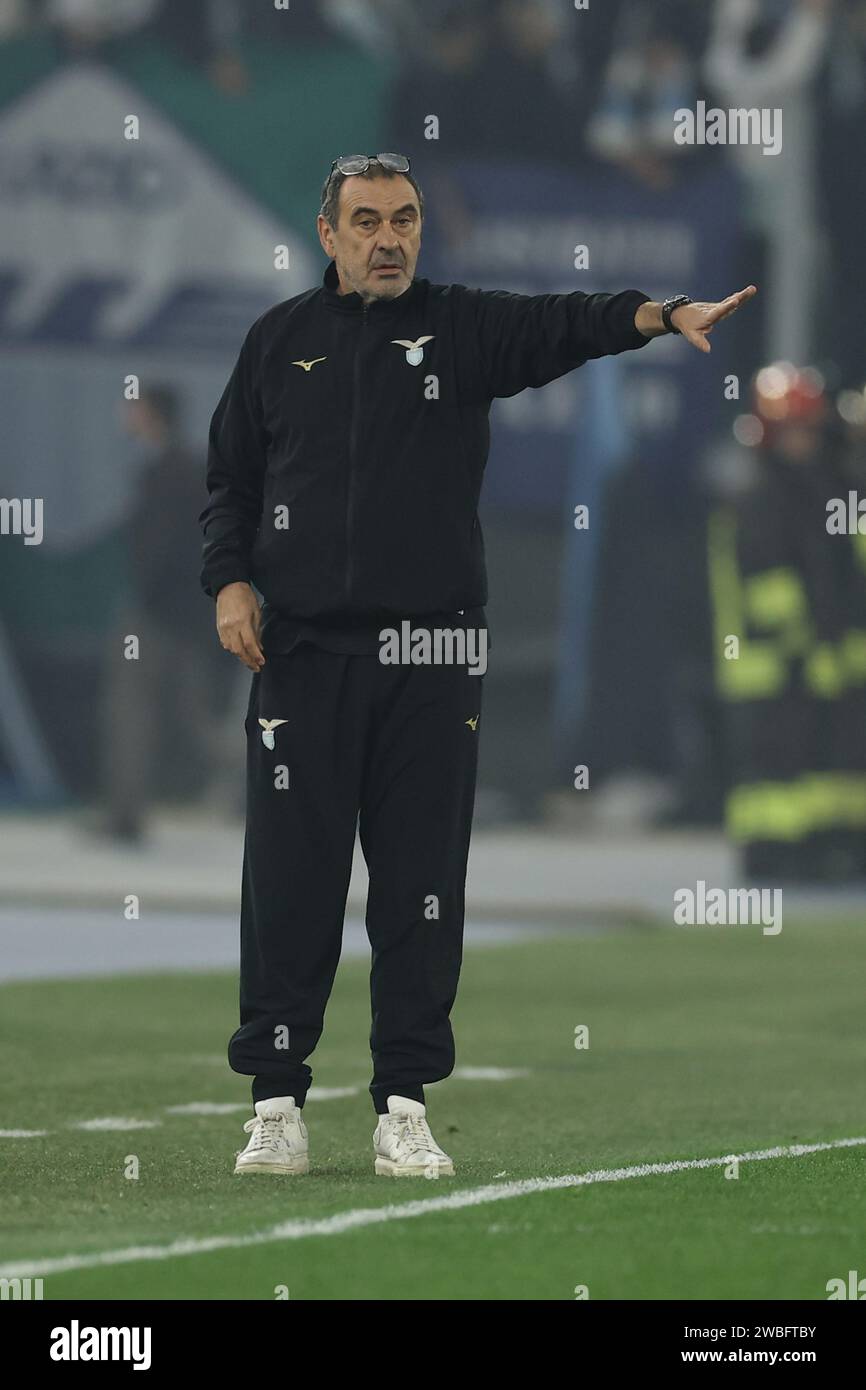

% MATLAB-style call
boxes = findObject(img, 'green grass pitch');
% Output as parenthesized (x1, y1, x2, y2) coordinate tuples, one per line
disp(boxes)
(1, 917, 865, 1300)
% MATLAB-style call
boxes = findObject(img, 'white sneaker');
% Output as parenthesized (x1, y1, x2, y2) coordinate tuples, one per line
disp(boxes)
(373, 1095, 454, 1178)
(234, 1096, 309, 1175)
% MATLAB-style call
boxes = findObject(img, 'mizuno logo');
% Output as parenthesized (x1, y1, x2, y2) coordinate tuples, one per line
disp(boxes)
(391, 335, 434, 367)
(465, 716, 479, 731)
(258, 718, 288, 749)
(292, 357, 326, 372)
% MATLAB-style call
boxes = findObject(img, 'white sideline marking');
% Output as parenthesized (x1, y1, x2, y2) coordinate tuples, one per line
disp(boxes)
(0, 1072, 527, 1140)
(166, 1080, 516, 1115)
(2, 1136, 863, 1280)
(73, 1118, 161, 1132)
(453, 1067, 529, 1081)
(167, 1089, 361, 1116)
(166, 1103, 249, 1116)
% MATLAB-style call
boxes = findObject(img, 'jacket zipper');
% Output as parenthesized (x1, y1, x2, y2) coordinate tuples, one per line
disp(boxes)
(345, 303, 368, 604)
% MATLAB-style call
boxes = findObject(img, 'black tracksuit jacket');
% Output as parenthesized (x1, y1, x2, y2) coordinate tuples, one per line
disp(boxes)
(200, 259, 651, 625)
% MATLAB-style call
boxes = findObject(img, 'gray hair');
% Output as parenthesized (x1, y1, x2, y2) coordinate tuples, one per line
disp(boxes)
(319, 160, 425, 230)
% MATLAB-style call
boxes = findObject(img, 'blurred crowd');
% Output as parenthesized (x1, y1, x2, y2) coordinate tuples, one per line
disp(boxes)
(4, 0, 865, 875)
(1, 0, 862, 383)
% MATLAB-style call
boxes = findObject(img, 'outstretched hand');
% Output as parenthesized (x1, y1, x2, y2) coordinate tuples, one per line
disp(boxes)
(672, 285, 758, 354)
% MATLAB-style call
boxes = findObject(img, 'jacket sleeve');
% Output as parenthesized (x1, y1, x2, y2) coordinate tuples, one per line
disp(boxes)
(199, 325, 268, 599)
(460, 285, 653, 400)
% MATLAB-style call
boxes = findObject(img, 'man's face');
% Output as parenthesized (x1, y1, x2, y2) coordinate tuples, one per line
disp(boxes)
(317, 174, 422, 303)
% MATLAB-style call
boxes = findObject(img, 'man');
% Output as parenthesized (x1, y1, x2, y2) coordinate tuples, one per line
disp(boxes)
(88, 385, 213, 843)
(199, 152, 755, 1177)
(709, 365, 866, 881)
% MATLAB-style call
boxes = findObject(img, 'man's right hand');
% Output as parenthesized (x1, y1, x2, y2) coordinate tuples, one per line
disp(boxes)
(216, 581, 265, 671)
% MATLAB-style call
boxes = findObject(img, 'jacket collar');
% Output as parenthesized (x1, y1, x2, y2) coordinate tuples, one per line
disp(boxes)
(321, 259, 420, 316)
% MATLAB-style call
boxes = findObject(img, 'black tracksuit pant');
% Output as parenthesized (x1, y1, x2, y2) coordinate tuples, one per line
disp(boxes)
(228, 644, 482, 1113)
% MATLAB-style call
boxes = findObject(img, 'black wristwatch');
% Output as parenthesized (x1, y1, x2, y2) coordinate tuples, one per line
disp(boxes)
(662, 294, 693, 335)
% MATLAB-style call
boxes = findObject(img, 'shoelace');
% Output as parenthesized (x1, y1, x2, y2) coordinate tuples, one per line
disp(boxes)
(242, 1115, 289, 1153)
(394, 1112, 440, 1157)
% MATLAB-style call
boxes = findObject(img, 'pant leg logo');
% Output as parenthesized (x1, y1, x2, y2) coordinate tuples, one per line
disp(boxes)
(465, 715, 479, 731)
(258, 718, 288, 750)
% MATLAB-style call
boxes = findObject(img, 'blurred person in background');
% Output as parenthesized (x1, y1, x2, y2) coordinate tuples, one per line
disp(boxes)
(389, 0, 592, 167)
(154, 0, 344, 95)
(150, 0, 248, 96)
(0, 0, 27, 39)
(708, 364, 866, 881)
(816, 0, 866, 387)
(382, 1, 490, 253)
(83, 386, 217, 844)
(319, 0, 429, 60)
(468, 0, 584, 162)
(704, 0, 832, 367)
(387, 0, 620, 252)
(587, 0, 711, 189)
(43, 0, 159, 55)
